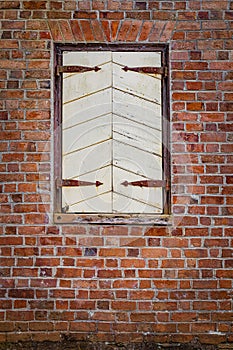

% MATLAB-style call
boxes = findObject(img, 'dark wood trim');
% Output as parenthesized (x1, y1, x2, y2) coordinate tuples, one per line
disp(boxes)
(161, 45, 171, 215)
(55, 43, 168, 54)
(54, 45, 63, 213)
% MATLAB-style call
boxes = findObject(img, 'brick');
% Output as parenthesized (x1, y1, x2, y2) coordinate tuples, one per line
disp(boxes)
(200, 113, 224, 122)
(92, 1, 105, 10)
(6, 311, 34, 321)
(172, 92, 196, 101)
(201, 196, 224, 205)
(117, 20, 132, 41)
(130, 290, 154, 300)
(144, 227, 169, 237)
(55, 267, 82, 278)
(112, 301, 136, 311)
(199, 259, 222, 268)
(80, 20, 95, 41)
(91, 19, 105, 41)
(97, 269, 122, 278)
(120, 259, 145, 268)
(112, 279, 137, 289)
(99, 248, 125, 257)
(186, 82, 203, 90)
(47, 11, 71, 19)
(161, 259, 184, 268)
(100, 11, 123, 20)
(130, 312, 155, 322)
(141, 248, 167, 258)
(0, 131, 21, 140)
(138, 21, 153, 41)
(120, 237, 145, 247)
(126, 11, 150, 20)
(148, 21, 165, 41)
(109, 20, 119, 40)
(75, 11, 97, 19)
(162, 238, 188, 248)
(125, 20, 142, 41)
(187, 102, 204, 111)
(102, 226, 128, 236)
(98, 20, 110, 41)
(204, 239, 229, 247)
(70, 20, 83, 40)
(23, 1, 46, 9)
(70, 300, 95, 310)
(138, 269, 161, 278)
(160, 21, 176, 41)
(0, 1, 20, 9)
(153, 302, 177, 311)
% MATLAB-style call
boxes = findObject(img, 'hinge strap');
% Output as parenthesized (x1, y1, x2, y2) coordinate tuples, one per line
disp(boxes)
(122, 66, 167, 76)
(56, 65, 101, 76)
(121, 180, 166, 188)
(56, 179, 103, 187)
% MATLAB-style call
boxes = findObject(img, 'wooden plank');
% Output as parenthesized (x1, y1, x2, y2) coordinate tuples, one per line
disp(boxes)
(113, 89, 161, 130)
(63, 88, 111, 129)
(63, 51, 112, 67)
(63, 113, 112, 155)
(63, 139, 112, 179)
(62, 51, 112, 103)
(66, 192, 112, 213)
(113, 63, 161, 104)
(63, 62, 111, 104)
(113, 114, 162, 156)
(62, 165, 112, 213)
(113, 140, 162, 179)
(113, 167, 163, 212)
(113, 193, 162, 214)
(113, 51, 161, 67)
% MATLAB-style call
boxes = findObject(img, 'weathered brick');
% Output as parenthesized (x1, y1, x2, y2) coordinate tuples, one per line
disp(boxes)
(80, 20, 95, 41)
(117, 20, 132, 41)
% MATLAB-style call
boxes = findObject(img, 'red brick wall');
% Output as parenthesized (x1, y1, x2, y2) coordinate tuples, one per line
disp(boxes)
(0, 0, 233, 346)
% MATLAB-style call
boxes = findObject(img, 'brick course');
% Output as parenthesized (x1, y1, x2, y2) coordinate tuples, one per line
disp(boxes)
(0, 0, 233, 347)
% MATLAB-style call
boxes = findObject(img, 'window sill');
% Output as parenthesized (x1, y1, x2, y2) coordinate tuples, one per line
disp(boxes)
(54, 213, 172, 226)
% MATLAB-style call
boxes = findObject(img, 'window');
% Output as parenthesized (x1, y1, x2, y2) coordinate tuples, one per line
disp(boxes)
(54, 44, 170, 224)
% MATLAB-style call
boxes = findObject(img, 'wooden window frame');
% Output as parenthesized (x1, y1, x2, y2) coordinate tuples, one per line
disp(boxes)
(54, 43, 171, 225)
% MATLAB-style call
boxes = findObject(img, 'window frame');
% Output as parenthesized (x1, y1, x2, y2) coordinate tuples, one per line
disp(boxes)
(54, 43, 171, 225)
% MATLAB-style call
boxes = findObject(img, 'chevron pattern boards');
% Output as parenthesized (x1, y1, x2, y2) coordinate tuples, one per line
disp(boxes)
(61, 51, 163, 214)
(62, 51, 113, 213)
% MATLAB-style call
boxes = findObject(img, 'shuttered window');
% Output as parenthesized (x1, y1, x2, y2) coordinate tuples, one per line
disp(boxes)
(54, 45, 170, 224)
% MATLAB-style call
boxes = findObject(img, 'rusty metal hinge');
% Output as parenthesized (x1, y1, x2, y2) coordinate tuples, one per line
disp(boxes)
(122, 66, 168, 76)
(56, 65, 101, 76)
(56, 179, 103, 187)
(121, 179, 170, 190)
(121, 179, 166, 188)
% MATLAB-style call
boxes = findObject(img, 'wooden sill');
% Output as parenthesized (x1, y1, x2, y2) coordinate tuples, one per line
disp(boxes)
(54, 213, 172, 225)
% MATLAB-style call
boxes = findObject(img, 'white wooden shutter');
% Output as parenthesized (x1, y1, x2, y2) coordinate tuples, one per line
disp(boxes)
(61, 51, 163, 214)
(62, 51, 112, 213)
(112, 52, 163, 214)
